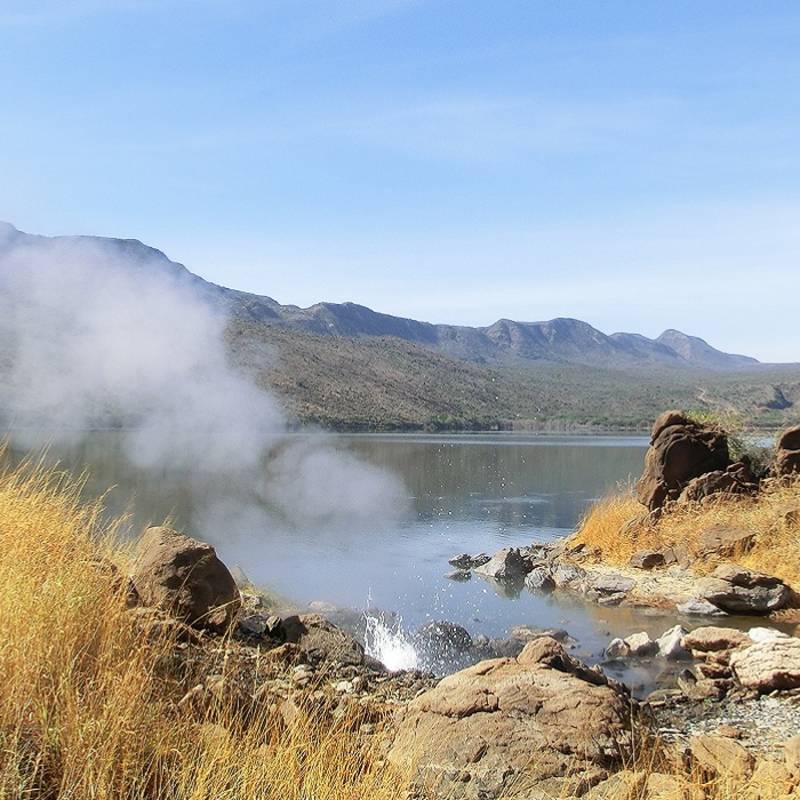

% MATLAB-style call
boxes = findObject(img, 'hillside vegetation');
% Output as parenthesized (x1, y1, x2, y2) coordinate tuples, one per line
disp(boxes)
(229, 320, 800, 431)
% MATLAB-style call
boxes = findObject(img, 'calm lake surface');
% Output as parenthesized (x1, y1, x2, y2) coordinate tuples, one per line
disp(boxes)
(10, 431, 687, 688)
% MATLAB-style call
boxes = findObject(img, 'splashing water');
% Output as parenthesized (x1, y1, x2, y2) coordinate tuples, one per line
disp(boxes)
(364, 613, 419, 672)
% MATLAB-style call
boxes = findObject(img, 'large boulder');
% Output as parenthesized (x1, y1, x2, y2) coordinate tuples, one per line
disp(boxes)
(682, 626, 749, 652)
(387, 637, 634, 799)
(636, 411, 730, 510)
(775, 425, 800, 477)
(131, 526, 240, 632)
(696, 564, 791, 614)
(730, 637, 800, 691)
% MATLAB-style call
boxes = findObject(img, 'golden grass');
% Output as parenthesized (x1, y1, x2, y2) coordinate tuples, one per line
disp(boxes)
(0, 455, 408, 800)
(572, 478, 800, 589)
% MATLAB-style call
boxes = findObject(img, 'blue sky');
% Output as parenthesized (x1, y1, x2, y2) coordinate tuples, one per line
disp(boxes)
(1, 1, 798, 361)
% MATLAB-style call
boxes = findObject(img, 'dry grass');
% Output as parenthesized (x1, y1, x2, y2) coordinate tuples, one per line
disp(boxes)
(0, 454, 408, 800)
(572, 478, 800, 589)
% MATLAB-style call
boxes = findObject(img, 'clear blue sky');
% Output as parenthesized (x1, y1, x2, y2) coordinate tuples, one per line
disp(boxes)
(2, 1, 798, 361)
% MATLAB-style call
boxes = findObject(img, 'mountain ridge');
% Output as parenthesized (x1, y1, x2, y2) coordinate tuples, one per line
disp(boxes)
(0, 222, 769, 370)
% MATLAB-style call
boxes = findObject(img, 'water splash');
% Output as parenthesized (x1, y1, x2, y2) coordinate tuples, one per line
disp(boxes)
(364, 613, 419, 672)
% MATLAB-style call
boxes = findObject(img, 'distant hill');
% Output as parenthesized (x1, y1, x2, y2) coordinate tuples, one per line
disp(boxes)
(2, 222, 798, 431)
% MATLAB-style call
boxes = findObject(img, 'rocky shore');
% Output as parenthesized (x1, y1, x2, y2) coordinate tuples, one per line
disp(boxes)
(107, 414, 800, 798)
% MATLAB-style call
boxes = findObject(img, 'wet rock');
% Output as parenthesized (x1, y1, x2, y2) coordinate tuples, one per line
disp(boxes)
(683, 626, 750, 652)
(695, 524, 757, 558)
(387, 638, 634, 799)
(687, 734, 755, 780)
(775, 425, 800, 477)
(586, 571, 636, 596)
(414, 620, 473, 657)
(474, 547, 530, 581)
(730, 637, 800, 691)
(131, 526, 241, 632)
(636, 411, 730, 511)
(448, 552, 490, 569)
(524, 566, 555, 592)
(282, 613, 365, 667)
(677, 598, 728, 617)
(624, 631, 657, 657)
(605, 638, 630, 659)
(629, 550, 666, 570)
(656, 625, 689, 660)
(697, 564, 791, 614)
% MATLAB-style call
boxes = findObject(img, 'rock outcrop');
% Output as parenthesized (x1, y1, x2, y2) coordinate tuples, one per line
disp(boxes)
(775, 425, 800, 477)
(131, 526, 241, 632)
(473, 547, 529, 581)
(636, 411, 730, 510)
(387, 637, 634, 799)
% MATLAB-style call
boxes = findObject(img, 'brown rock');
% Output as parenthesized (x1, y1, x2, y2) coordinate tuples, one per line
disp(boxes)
(387, 637, 633, 799)
(678, 462, 757, 505)
(784, 735, 800, 779)
(629, 550, 666, 570)
(730, 637, 800, 691)
(688, 734, 755, 780)
(636, 412, 730, 510)
(775, 425, 800, 477)
(682, 626, 750, 652)
(696, 525, 757, 557)
(131, 526, 240, 632)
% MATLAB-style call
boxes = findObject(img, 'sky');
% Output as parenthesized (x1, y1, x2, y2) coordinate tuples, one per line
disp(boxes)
(1, 1, 798, 361)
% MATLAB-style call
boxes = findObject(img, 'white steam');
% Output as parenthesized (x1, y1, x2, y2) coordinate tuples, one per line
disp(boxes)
(0, 223, 408, 526)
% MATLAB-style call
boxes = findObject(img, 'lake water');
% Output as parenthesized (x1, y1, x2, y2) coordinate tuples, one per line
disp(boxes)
(9, 431, 689, 691)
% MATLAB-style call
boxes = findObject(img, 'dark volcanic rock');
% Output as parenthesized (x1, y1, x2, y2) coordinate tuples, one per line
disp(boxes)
(636, 411, 730, 511)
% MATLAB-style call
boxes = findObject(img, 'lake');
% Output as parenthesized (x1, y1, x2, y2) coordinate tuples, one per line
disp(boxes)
(8, 430, 688, 690)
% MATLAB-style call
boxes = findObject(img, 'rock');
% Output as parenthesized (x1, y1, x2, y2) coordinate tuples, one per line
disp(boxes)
(387, 638, 634, 799)
(775, 425, 800, 477)
(677, 598, 728, 617)
(584, 770, 647, 800)
(445, 569, 471, 581)
(281, 613, 365, 666)
(695, 525, 757, 557)
(682, 626, 750, 652)
(636, 411, 730, 511)
(605, 638, 630, 659)
(748, 626, 790, 643)
(729, 637, 800, 691)
(624, 631, 657, 657)
(629, 550, 666, 570)
(474, 548, 530, 581)
(448, 552, 490, 569)
(784, 735, 800, 779)
(586, 571, 636, 596)
(688, 734, 755, 779)
(697, 564, 791, 614)
(677, 462, 758, 505)
(414, 620, 473, 659)
(524, 566, 555, 592)
(656, 625, 689, 660)
(551, 563, 586, 588)
(130, 526, 240, 632)
(507, 625, 572, 645)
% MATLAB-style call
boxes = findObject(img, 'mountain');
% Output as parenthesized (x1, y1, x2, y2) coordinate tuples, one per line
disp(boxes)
(3, 221, 797, 431)
(0, 224, 763, 372)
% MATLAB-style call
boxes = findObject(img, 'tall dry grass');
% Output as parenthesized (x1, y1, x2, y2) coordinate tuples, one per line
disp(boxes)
(0, 455, 407, 800)
(571, 478, 800, 588)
